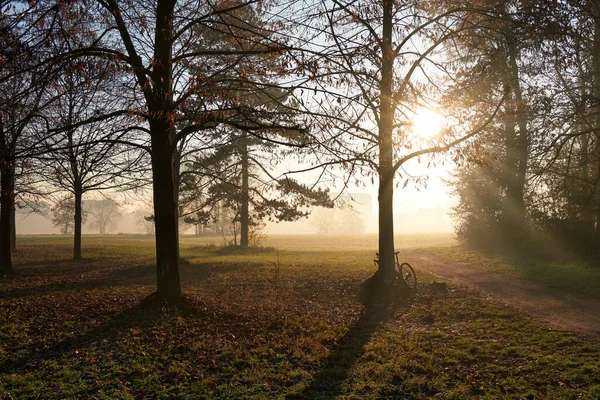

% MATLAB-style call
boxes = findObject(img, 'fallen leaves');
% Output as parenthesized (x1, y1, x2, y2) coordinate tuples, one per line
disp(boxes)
(1, 239, 599, 399)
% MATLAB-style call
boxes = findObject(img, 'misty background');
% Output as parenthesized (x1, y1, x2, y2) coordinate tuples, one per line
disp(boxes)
(17, 170, 454, 235)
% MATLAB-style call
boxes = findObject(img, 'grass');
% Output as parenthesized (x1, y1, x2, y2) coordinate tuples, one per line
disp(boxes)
(431, 245, 600, 300)
(1, 234, 599, 399)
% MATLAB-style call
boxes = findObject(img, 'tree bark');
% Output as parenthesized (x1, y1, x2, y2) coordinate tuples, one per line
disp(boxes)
(144, 0, 181, 301)
(501, 37, 527, 244)
(378, 168, 395, 279)
(592, 11, 600, 245)
(104, 0, 182, 298)
(0, 163, 13, 275)
(0, 114, 13, 275)
(240, 131, 249, 248)
(64, 74, 84, 260)
(73, 187, 83, 260)
(10, 191, 16, 251)
(377, 0, 396, 283)
(507, 40, 527, 223)
(150, 128, 181, 300)
(574, 37, 594, 238)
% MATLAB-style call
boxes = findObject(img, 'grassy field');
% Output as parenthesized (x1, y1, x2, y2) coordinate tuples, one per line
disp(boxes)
(1, 234, 599, 399)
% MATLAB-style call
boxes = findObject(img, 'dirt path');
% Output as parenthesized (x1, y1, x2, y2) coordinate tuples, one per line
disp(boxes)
(407, 249, 600, 337)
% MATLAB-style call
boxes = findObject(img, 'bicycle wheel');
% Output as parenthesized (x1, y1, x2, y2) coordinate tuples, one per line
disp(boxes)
(396, 262, 417, 294)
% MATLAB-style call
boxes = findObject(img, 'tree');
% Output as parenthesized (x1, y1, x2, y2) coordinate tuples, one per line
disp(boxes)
(312, 205, 367, 235)
(87, 198, 122, 234)
(134, 205, 156, 235)
(443, 0, 542, 249)
(0, 5, 61, 274)
(37, 55, 146, 259)
(12, 159, 48, 250)
(528, 0, 600, 252)
(71, 0, 294, 299)
(295, 0, 505, 291)
(178, 3, 328, 248)
(181, 126, 333, 248)
(51, 196, 88, 235)
(448, 1, 600, 254)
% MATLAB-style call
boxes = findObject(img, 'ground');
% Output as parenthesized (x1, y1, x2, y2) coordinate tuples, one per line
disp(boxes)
(1, 234, 599, 399)
(408, 249, 600, 337)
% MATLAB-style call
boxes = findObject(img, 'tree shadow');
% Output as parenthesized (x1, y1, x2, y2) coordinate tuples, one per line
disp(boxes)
(0, 262, 155, 300)
(287, 280, 411, 399)
(0, 293, 266, 382)
(0, 259, 252, 301)
(0, 293, 174, 375)
(13, 257, 118, 275)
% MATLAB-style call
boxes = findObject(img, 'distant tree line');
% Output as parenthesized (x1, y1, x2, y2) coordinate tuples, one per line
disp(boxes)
(3, 0, 597, 300)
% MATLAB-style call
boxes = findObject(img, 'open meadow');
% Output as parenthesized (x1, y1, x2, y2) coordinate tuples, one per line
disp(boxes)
(1, 234, 600, 399)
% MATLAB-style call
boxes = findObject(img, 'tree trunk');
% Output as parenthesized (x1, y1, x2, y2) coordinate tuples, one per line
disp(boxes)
(73, 188, 83, 260)
(146, 0, 181, 301)
(0, 113, 13, 274)
(507, 40, 527, 223)
(240, 132, 249, 248)
(150, 124, 181, 301)
(10, 192, 16, 251)
(0, 163, 13, 276)
(378, 168, 395, 280)
(501, 38, 527, 245)
(575, 41, 594, 240)
(233, 220, 238, 246)
(592, 12, 600, 246)
(65, 77, 83, 259)
(377, 0, 396, 284)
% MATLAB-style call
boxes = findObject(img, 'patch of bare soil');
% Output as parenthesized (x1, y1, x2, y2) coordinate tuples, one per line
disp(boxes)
(407, 249, 600, 337)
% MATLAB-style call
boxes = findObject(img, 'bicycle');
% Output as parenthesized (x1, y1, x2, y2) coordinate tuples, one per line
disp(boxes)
(373, 251, 417, 296)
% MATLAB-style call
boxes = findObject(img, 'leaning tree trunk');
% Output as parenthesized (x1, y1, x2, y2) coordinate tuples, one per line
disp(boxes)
(240, 131, 249, 248)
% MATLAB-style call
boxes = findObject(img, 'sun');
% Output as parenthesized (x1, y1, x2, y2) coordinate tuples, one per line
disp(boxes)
(411, 109, 444, 139)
